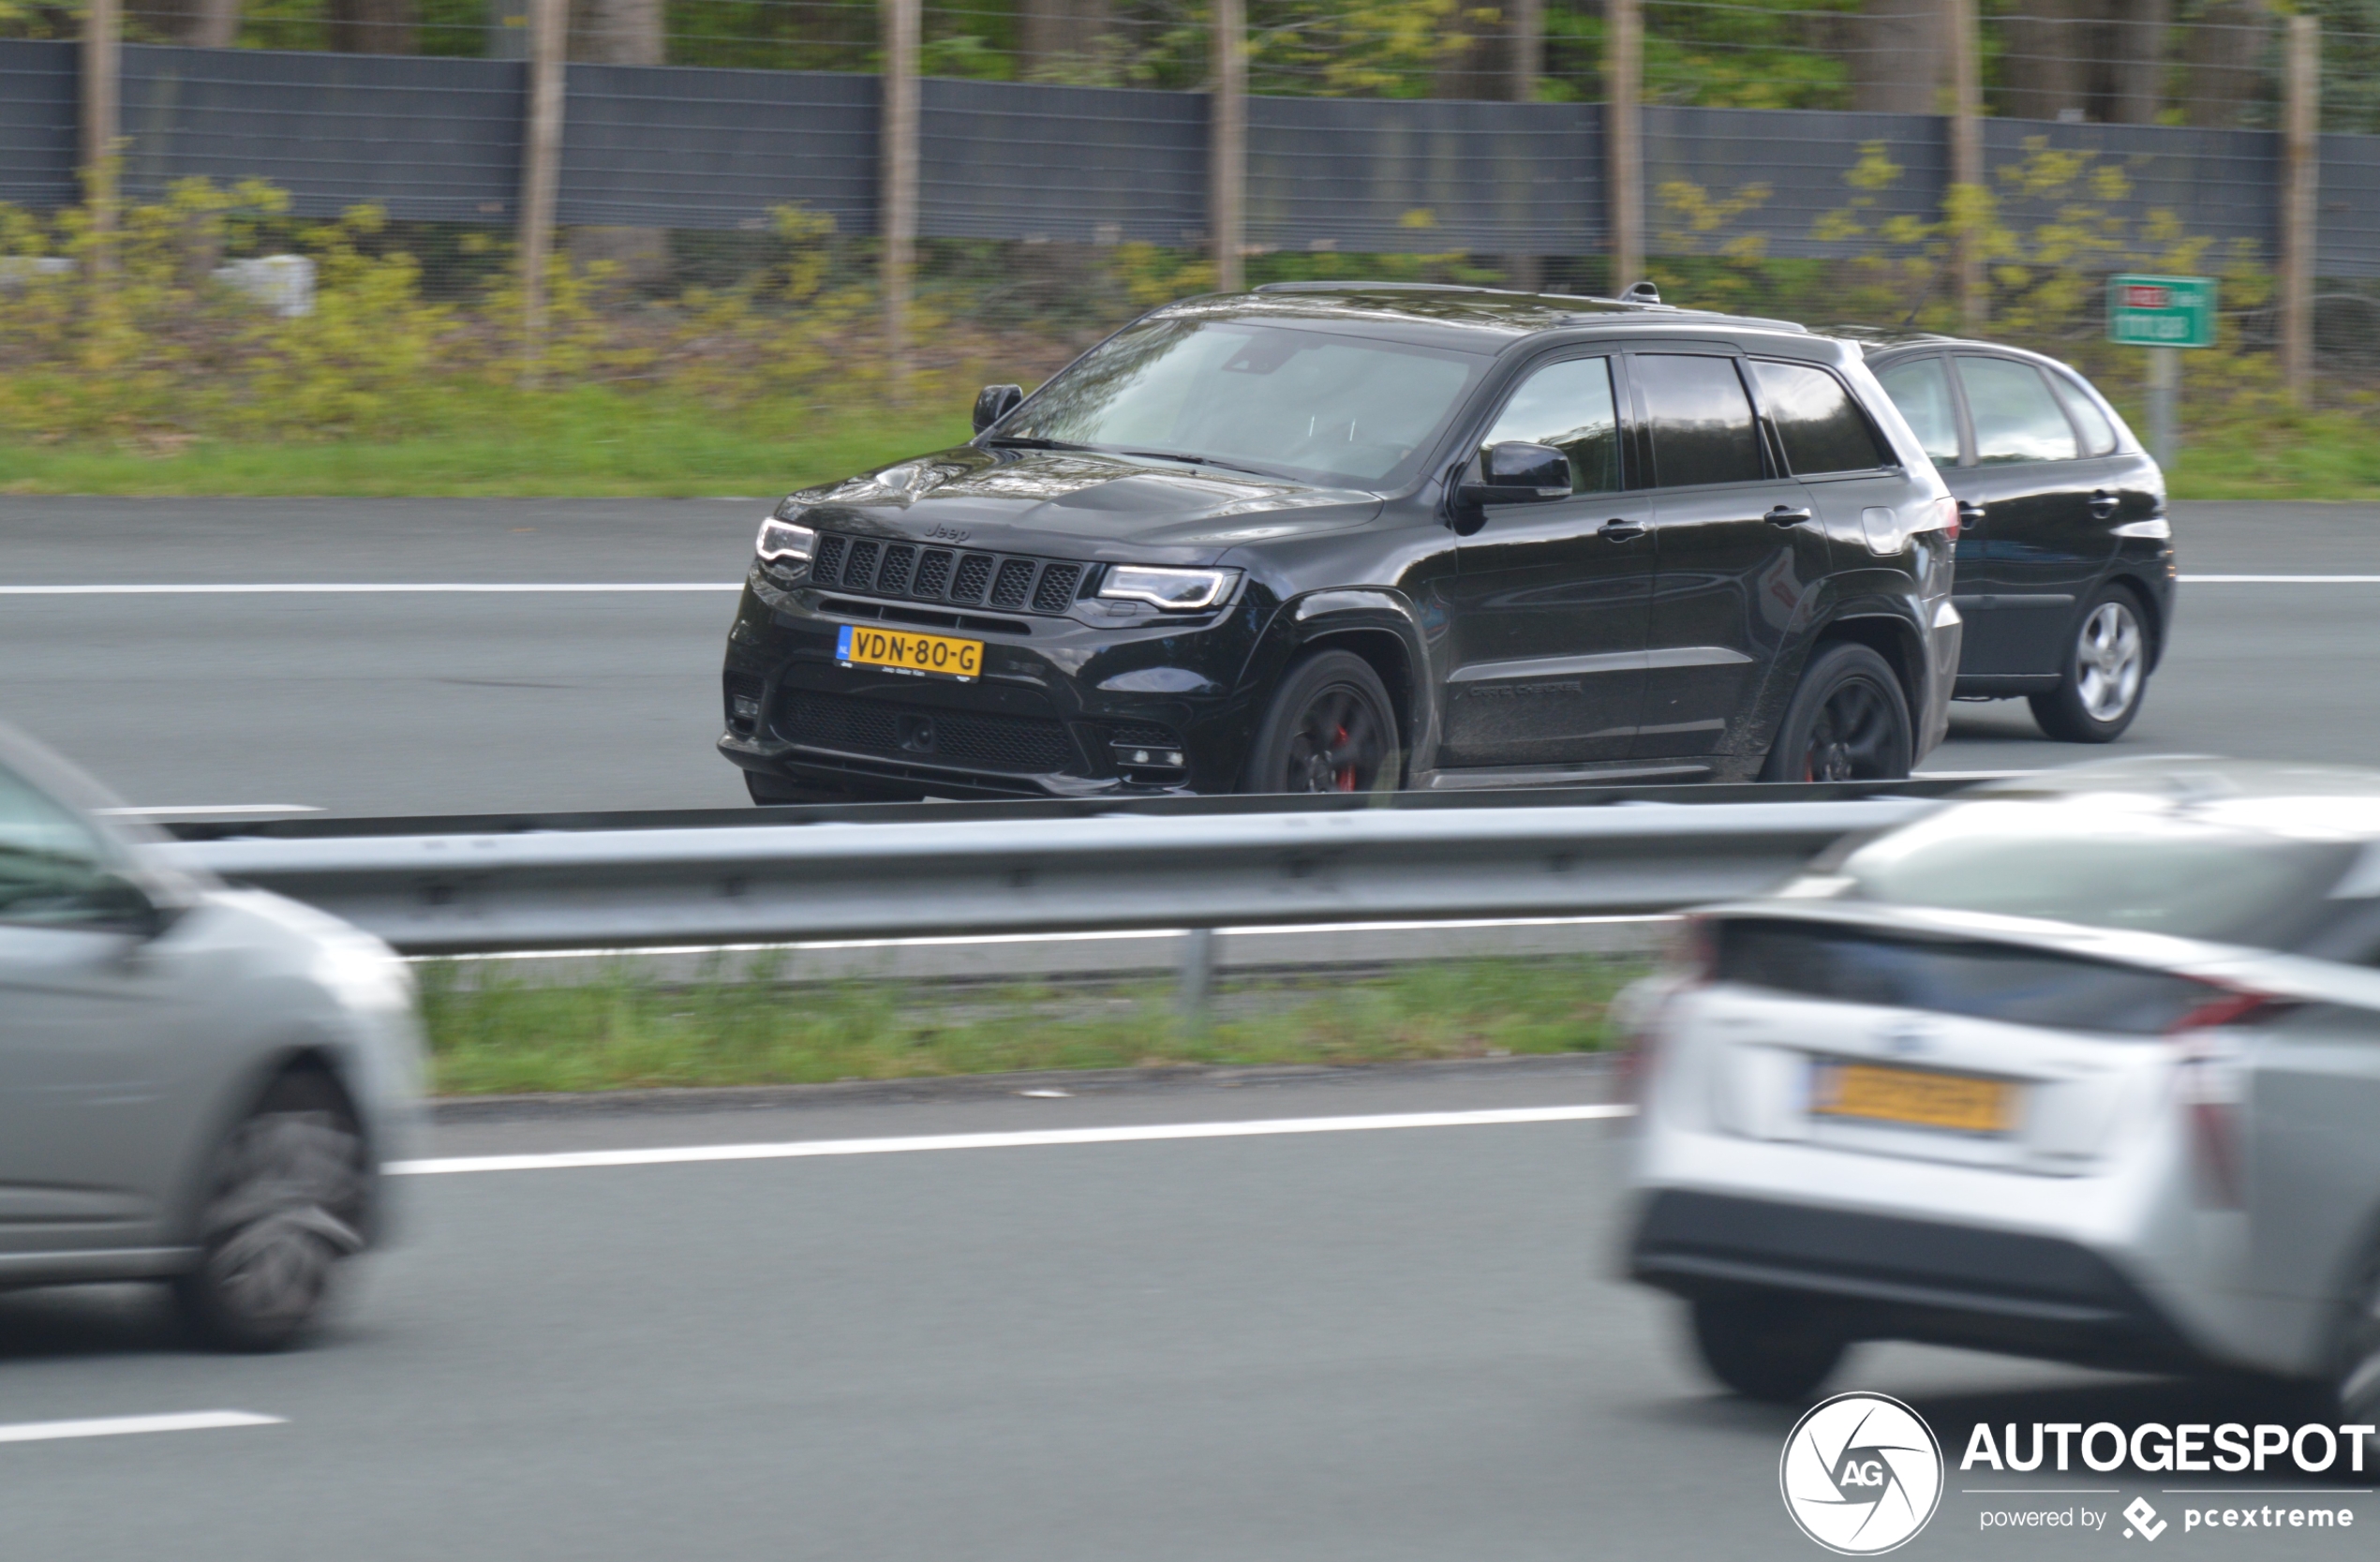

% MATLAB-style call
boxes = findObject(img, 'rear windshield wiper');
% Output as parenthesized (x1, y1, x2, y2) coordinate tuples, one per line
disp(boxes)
(1112, 449, 1284, 480)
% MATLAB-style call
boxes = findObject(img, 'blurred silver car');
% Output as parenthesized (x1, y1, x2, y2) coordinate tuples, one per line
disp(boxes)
(0, 722, 422, 1348)
(1622, 759, 2380, 1443)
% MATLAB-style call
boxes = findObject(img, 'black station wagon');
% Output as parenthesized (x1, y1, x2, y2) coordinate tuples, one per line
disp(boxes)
(721, 284, 1964, 802)
(1856, 333, 2177, 743)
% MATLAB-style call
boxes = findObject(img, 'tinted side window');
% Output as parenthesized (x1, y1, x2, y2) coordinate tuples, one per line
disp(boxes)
(1635, 354, 1763, 487)
(0, 765, 123, 928)
(1957, 355, 2079, 464)
(1480, 356, 1623, 495)
(2048, 372, 2120, 456)
(1749, 360, 1891, 476)
(1874, 355, 1961, 467)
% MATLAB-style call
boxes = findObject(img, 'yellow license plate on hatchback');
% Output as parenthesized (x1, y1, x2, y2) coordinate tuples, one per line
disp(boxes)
(836, 623, 982, 680)
(1812, 1061, 2016, 1135)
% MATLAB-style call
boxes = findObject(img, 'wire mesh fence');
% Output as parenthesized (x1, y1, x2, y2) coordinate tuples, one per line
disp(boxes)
(8, 3, 2380, 409)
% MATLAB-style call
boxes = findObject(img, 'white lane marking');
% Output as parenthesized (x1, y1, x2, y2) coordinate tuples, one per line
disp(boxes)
(0, 1410, 285, 1445)
(415, 914, 1673, 965)
(2179, 573, 2380, 583)
(0, 583, 739, 595)
(393, 1104, 1636, 1176)
(99, 804, 321, 817)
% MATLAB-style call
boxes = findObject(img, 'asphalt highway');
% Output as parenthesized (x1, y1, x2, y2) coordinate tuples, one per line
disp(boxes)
(2, 498, 2376, 815)
(1, 1065, 2358, 1560)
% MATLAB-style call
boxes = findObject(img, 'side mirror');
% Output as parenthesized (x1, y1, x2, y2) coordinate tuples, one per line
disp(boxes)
(973, 383, 1024, 434)
(1457, 441, 1571, 510)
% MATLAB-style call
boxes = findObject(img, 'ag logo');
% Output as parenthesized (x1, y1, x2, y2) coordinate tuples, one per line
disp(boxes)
(1779, 1391, 1944, 1555)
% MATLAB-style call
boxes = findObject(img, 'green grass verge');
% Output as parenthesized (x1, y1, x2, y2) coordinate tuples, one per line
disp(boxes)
(0, 391, 973, 498)
(419, 957, 1642, 1096)
(2165, 411, 2380, 502)
(7, 386, 2373, 502)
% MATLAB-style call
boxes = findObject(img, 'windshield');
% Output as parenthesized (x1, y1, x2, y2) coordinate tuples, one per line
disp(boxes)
(991, 319, 1488, 488)
(1832, 799, 2359, 949)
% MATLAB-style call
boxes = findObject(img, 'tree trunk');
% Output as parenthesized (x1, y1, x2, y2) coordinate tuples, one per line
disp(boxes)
(1998, 0, 2086, 121)
(1850, 0, 1947, 113)
(326, 0, 417, 52)
(2181, 0, 2269, 127)
(2098, 0, 2170, 125)
(1017, 0, 1115, 82)
(567, 0, 670, 290)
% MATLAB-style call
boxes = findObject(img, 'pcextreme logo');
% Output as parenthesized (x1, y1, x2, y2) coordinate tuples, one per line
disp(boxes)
(1781, 1392, 1947, 1555)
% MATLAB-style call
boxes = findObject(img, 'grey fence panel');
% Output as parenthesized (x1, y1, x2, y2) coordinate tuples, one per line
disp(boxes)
(921, 79, 1206, 245)
(1247, 97, 1601, 254)
(2320, 133, 2380, 279)
(1982, 116, 2279, 262)
(118, 46, 523, 221)
(0, 41, 79, 210)
(561, 65, 875, 231)
(1644, 106, 1944, 262)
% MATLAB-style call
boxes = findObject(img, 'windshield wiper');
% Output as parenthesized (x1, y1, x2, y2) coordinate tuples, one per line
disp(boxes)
(1111, 449, 1285, 480)
(980, 435, 1093, 451)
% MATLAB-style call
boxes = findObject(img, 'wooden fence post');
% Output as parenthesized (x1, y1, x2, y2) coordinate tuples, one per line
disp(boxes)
(82, 0, 121, 276)
(881, 0, 920, 380)
(1949, 0, 1986, 331)
(517, 0, 566, 382)
(1605, 0, 1642, 292)
(2281, 13, 2319, 405)
(1210, 0, 1246, 292)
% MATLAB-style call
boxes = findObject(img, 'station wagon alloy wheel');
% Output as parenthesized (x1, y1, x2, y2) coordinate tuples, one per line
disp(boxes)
(2073, 602, 2145, 723)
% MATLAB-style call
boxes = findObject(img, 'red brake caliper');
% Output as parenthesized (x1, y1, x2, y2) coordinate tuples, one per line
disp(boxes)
(1334, 724, 1355, 791)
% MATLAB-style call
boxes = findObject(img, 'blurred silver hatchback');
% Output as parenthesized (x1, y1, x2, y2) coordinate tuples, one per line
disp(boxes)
(0, 722, 422, 1348)
(1623, 759, 2380, 1440)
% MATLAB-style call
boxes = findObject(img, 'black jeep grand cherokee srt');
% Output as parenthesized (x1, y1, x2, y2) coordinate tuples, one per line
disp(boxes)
(720, 284, 1961, 802)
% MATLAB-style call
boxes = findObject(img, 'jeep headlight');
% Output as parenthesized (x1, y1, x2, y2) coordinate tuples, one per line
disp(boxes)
(756, 514, 816, 564)
(1097, 566, 1238, 611)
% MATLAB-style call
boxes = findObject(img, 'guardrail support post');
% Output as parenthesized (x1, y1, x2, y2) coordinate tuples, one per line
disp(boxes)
(881, 0, 920, 384)
(1209, 0, 1246, 292)
(1604, 0, 1642, 292)
(1948, 0, 1986, 332)
(1178, 927, 1216, 1034)
(2281, 13, 2319, 407)
(80, 0, 120, 277)
(517, 0, 565, 385)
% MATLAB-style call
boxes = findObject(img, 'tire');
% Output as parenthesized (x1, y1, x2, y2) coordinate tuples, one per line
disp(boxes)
(1689, 1293, 1851, 1404)
(2029, 585, 2150, 743)
(172, 1071, 369, 1353)
(1759, 642, 1913, 783)
(1241, 649, 1401, 796)
(2318, 1236, 2380, 1477)
(744, 771, 904, 807)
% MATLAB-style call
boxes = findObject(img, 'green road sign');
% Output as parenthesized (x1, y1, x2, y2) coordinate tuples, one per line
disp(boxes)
(2107, 274, 2217, 348)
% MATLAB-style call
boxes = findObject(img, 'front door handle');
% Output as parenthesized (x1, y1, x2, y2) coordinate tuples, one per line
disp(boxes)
(1764, 505, 1815, 528)
(1957, 500, 1987, 528)
(2089, 489, 2120, 521)
(1599, 518, 1646, 543)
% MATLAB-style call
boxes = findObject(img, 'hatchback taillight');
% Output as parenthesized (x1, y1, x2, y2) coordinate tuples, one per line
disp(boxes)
(1615, 917, 1712, 1105)
(2168, 986, 2285, 1210)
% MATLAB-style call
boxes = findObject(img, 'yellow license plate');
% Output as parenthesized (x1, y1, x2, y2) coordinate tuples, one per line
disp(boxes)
(835, 623, 982, 680)
(1813, 1061, 2016, 1135)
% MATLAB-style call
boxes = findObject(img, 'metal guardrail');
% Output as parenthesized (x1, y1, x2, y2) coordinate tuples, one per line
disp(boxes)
(155, 797, 1938, 958)
(152, 776, 1977, 842)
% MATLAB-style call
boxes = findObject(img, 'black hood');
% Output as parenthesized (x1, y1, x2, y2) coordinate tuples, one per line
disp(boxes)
(786, 446, 1385, 566)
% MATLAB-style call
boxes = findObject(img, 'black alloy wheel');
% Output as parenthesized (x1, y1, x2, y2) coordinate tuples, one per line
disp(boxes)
(1761, 641, 1913, 783)
(1243, 649, 1399, 796)
(172, 1071, 369, 1352)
